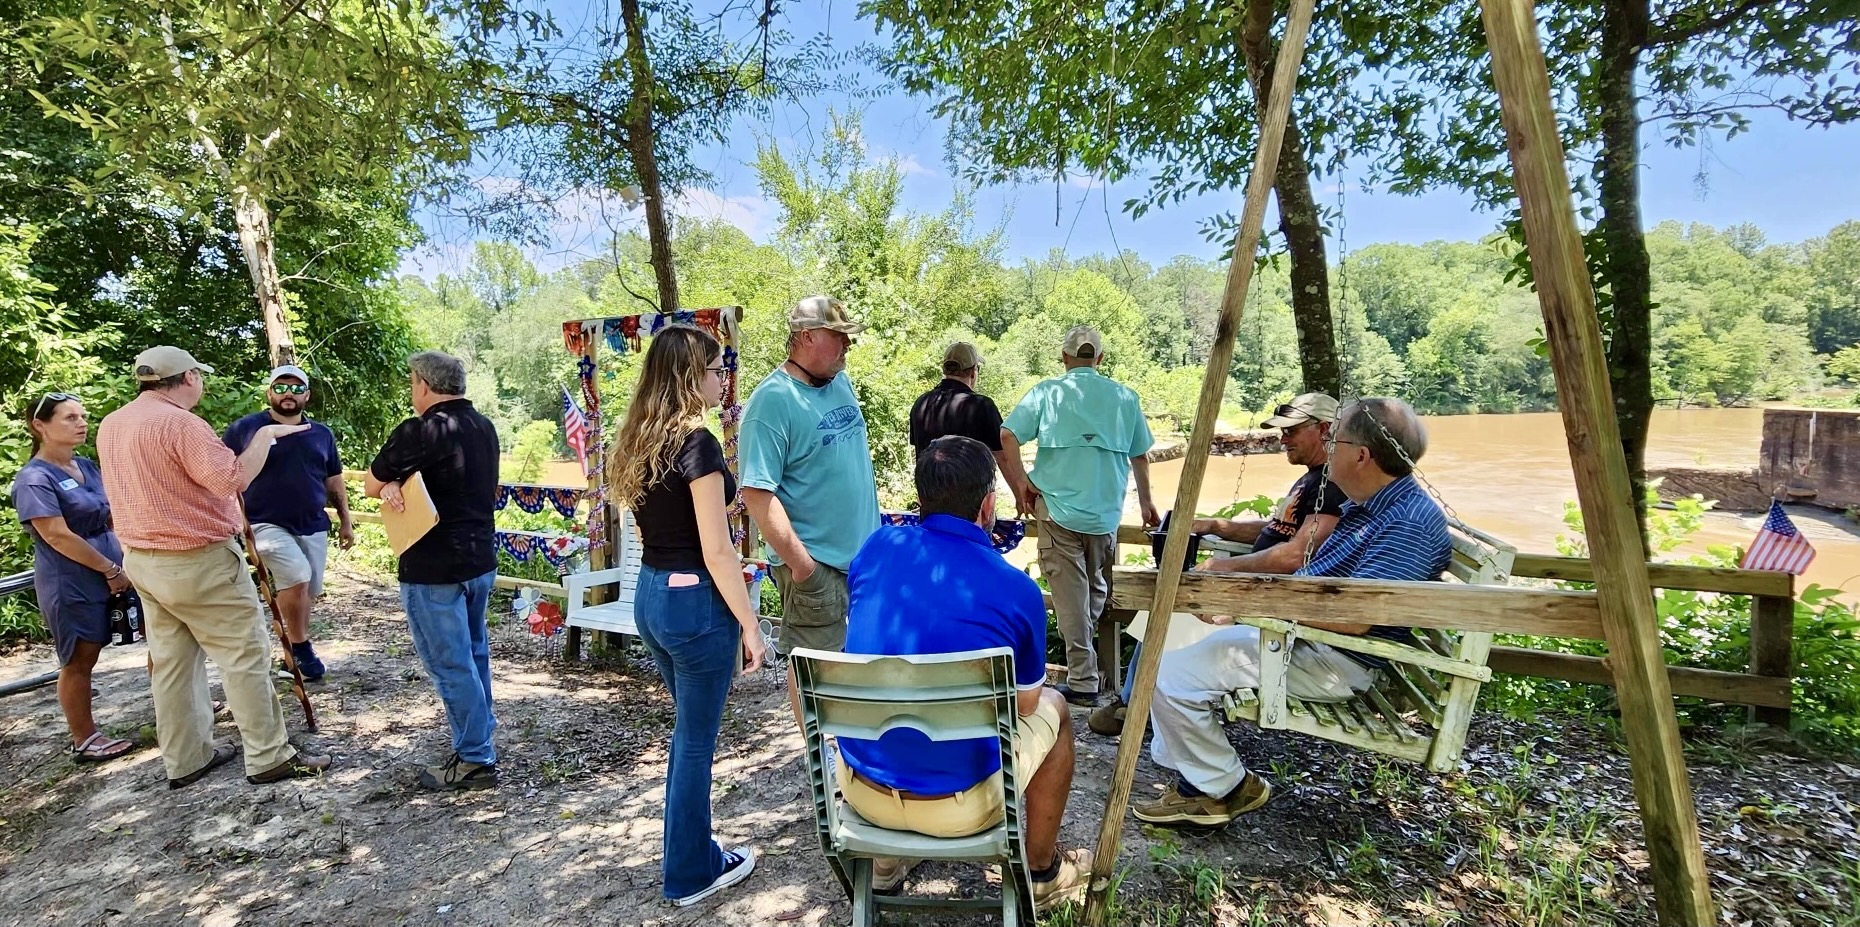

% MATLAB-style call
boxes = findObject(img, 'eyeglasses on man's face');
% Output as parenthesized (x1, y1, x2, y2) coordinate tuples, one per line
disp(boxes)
(271, 383, 309, 395)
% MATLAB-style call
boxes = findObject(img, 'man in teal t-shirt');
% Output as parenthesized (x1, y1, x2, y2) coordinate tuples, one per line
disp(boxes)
(740, 295, 882, 655)
(1001, 325, 1158, 706)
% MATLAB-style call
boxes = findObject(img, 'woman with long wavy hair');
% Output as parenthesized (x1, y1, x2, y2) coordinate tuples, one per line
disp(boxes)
(610, 323, 767, 906)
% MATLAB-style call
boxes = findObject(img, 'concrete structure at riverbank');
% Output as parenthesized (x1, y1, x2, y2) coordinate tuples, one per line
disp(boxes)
(1649, 408, 1860, 513)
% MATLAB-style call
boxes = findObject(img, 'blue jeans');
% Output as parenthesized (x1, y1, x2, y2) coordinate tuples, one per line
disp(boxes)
(1122, 643, 1140, 703)
(635, 563, 740, 899)
(400, 571, 498, 764)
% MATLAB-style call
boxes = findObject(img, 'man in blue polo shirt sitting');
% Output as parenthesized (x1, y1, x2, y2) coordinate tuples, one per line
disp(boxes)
(837, 436, 1091, 907)
(1136, 398, 1451, 827)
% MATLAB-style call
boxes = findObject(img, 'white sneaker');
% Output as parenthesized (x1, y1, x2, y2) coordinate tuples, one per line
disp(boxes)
(672, 846, 756, 907)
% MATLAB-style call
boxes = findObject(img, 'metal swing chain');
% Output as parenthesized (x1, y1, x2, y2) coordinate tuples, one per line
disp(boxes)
(1305, 167, 1354, 569)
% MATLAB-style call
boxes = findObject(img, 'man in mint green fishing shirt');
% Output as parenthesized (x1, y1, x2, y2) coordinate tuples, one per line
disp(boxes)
(1000, 326, 1159, 707)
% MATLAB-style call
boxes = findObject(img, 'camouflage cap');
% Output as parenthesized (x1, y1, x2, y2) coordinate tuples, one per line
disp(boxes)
(788, 295, 866, 334)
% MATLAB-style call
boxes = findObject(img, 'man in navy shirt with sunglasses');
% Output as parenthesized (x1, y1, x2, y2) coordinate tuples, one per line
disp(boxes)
(223, 365, 353, 680)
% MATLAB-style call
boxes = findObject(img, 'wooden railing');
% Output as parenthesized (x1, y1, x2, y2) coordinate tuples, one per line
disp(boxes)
(338, 474, 1799, 722)
(1026, 520, 1798, 723)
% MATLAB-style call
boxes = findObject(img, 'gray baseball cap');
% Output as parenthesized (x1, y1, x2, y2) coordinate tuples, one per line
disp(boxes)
(1261, 392, 1340, 428)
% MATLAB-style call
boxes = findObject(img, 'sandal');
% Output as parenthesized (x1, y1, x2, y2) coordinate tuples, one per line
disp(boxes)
(71, 731, 137, 763)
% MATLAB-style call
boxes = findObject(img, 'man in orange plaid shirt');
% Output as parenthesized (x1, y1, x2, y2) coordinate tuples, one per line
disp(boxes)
(97, 346, 331, 790)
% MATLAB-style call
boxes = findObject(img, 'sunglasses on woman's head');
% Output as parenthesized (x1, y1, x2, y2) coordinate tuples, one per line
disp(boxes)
(32, 393, 77, 417)
(270, 383, 309, 395)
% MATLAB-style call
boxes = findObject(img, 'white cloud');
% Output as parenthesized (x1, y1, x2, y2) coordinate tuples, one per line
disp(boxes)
(403, 181, 780, 280)
(671, 188, 779, 240)
(892, 152, 938, 178)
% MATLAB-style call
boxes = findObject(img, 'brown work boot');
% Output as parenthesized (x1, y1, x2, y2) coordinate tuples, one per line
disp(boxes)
(168, 743, 240, 790)
(1087, 697, 1127, 736)
(248, 751, 331, 784)
(1029, 847, 1093, 909)
(870, 857, 918, 894)
(1132, 772, 1272, 826)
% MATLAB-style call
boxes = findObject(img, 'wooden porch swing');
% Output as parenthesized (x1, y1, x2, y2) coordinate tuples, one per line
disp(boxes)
(1204, 520, 1516, 772)
(1085, 0, 1717, 923)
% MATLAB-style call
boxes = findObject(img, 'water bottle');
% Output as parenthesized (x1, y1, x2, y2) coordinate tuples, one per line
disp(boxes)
(108, 589, 143, 645)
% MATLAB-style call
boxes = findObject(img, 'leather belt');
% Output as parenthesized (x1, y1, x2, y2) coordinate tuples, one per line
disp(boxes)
(850, 768, 961, 802)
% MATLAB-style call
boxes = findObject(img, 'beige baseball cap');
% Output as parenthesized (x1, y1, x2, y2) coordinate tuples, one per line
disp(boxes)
(1261, 392, 1340, 428)
(1062, 325, 1103, 358)
(788, 295, 866, 334)
(133, 346, 215, 381)
(943, 342, 983, 371)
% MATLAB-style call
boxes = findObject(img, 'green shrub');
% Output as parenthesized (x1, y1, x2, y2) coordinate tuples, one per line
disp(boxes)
(1484, 491, 1860, 755)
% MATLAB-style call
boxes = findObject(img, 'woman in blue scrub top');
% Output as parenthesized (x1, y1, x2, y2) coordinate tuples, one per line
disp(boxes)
(12, 393, 139, 762)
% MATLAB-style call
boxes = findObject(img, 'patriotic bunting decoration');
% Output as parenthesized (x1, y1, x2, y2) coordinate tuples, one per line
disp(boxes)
(495, 484, 583, 518)
(879, 512, 1028, 555)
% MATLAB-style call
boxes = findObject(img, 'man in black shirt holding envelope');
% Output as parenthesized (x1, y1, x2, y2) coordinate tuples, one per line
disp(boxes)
(366, 350, 502, 791)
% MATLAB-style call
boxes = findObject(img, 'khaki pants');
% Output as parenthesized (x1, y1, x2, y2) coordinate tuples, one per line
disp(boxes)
(1037, 501, 1114, 695)
(1150, 624, 1374, 798)
(773, 562, 849, 655)
(126, 541, 294, 779)
(840, 696, 1064, 837)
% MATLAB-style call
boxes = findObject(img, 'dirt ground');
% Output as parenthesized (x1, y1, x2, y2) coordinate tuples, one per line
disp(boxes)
(1, 567, 1856, 926)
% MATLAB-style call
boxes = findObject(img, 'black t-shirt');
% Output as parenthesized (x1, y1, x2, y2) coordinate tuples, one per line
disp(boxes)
(1253, 466, 1349, 552)
(369, 399, 500, 585)
(908, 379, 1004, 455)
(636, 428, 737, 571)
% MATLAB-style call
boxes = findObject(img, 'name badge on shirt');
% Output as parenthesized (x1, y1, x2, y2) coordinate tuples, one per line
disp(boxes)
(57, 478, 79, 491)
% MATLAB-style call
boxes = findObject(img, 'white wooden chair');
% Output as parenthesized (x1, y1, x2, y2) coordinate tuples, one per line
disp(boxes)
(565, 508, 645, 637)
(1217, 520, 1516, 772)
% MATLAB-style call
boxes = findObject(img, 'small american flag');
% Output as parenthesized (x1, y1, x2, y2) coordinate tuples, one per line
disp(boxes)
(1741, 500, 1816, 575)
(561, 387, 590, 476)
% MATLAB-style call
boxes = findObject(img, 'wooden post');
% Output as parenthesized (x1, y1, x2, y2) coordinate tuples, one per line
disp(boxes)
(1749, 591, 1794, 726)
(1478, 0, 1715, 922)
(1080, 0, 1314, 921)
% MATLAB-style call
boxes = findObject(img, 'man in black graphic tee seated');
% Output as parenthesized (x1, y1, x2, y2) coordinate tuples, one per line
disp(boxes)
(1088, 392, 1346, 736)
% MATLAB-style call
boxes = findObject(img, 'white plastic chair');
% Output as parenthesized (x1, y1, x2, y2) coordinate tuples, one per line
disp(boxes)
(790, 647, 1036, 926)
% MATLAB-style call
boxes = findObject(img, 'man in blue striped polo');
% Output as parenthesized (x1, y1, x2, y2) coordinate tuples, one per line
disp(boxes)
(1134, 398, 1450, 826)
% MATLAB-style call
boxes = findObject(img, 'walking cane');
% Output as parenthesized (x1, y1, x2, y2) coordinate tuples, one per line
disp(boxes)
(238, 510, 318, 732)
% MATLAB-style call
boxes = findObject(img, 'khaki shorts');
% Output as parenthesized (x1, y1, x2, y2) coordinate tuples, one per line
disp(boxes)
(839, 695, 1063, 838)
(773, 562, 848, 655)
(251, 523, 328, 595)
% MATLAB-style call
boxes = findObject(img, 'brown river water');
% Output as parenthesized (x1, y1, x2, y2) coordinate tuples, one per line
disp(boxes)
(535, 407, 1860, 596)
(1144, 408, 1860, 596)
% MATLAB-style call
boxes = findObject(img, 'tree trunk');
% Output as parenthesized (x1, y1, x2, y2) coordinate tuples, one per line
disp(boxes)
(1598, 0, 1652, 537)
(231, 188, 295, 367)
(620, 0, 679, 314)
(1238, 1, 1341, 398)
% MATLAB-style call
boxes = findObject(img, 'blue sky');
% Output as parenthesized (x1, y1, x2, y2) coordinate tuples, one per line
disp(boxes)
(410, 1, 1860, 276)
